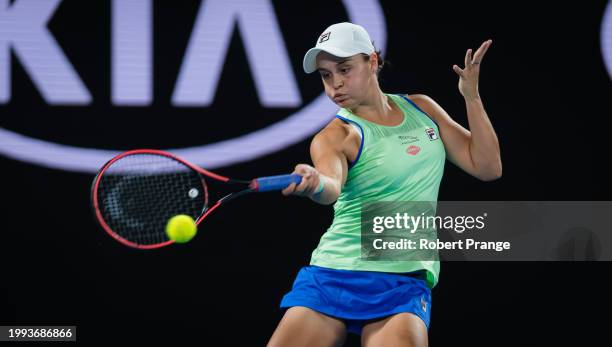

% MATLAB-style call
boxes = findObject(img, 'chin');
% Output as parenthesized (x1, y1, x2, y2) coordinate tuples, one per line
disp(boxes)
(334, 97, 352, 107)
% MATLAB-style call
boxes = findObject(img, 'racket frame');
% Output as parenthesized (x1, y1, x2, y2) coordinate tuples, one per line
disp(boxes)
(90, 149, 253, 249)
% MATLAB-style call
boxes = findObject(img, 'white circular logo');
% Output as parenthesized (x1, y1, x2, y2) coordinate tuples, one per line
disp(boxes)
(188, 188, 199, 199)
(0, 0, 388, 173)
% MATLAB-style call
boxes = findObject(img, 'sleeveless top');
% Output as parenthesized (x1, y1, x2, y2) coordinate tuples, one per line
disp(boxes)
(309, 93, 446, 288)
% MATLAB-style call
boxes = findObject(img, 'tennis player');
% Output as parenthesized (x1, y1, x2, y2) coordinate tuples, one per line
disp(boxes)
(267, 22, 501, 347)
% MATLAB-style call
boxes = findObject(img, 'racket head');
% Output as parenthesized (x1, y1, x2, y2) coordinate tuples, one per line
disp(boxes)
(91, 149, 209, 249)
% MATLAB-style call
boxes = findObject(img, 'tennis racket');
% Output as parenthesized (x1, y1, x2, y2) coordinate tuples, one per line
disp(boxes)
(91, 149, 302, 249)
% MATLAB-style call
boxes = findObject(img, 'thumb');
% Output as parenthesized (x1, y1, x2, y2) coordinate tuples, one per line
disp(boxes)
(294, 164, 314, 178)
(453, 65, 464, 78)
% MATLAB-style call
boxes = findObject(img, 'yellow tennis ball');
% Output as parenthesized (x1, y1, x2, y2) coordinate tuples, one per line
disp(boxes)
(165, 214, 197, 243)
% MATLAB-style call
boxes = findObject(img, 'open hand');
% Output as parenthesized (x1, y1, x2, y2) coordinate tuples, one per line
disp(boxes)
(453, 39, 492, 100)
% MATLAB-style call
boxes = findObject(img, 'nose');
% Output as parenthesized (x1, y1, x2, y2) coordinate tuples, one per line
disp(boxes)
(332, 73, 343, 89)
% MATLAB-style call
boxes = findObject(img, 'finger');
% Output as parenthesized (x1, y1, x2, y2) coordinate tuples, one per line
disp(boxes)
(281, 184, 291, 196)
(295, 175, 311, 194)
(294, 165, 309, 176)
(472, 41, 487, 61)
(281, 182, 296, 196)
(472, 39, 492, 64)
(453, 64, 464, 78)
(464, 48, 472, 68)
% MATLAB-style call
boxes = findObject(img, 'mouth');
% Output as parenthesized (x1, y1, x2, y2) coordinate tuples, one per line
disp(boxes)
(333, 94, 348, 102)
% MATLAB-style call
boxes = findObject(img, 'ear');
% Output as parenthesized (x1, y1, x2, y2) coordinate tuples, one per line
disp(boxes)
(369, 53, 378, 74)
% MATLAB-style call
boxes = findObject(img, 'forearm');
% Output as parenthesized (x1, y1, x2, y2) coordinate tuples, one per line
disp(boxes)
(308, 174, 340, 205)
(465, 96, 502, 178)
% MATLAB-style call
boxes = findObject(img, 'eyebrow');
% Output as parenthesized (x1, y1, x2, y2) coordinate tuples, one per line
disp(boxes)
(317, 58, 352, 73)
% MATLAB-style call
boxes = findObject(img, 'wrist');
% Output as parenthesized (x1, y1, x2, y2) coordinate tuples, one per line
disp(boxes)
(312, 178, 325, 196)
(464, 94, 482, 103)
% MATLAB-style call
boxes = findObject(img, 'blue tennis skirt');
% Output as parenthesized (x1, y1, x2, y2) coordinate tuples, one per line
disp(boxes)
(279, 265, 432, 335)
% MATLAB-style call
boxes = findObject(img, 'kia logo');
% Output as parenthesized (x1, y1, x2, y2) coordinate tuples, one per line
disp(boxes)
(0, 0, 387, 172)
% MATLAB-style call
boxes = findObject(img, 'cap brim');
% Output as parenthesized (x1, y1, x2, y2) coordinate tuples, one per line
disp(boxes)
(302, 46, 359, 73)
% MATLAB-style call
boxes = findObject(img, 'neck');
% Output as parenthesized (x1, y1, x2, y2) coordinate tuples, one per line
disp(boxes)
(347, 86, 394, 122)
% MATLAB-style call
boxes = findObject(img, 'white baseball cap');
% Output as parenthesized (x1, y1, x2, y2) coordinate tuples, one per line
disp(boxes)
(303, 22, 375, 74)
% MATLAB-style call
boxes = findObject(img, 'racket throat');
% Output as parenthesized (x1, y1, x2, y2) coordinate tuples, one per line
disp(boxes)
(218, 188, 255, 204)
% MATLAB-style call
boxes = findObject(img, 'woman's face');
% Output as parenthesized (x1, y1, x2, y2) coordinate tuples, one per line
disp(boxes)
(315, 51, 377, 108)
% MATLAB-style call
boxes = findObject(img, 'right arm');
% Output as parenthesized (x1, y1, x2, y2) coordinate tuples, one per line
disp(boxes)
(281, 123, 350, 205)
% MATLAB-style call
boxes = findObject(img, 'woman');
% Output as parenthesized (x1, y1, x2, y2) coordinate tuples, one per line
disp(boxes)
(267, 22, 501, 347)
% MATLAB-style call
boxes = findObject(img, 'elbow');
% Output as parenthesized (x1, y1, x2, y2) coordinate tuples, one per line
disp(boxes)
(479, 171, 502, 182)
(476, 161, 502, 182)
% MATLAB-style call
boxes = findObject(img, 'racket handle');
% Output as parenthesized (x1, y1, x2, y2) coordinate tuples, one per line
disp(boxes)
(251, 174, 302, 192)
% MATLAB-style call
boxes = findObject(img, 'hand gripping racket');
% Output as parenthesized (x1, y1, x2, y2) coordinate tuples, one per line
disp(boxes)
(91, 149, 302, 249)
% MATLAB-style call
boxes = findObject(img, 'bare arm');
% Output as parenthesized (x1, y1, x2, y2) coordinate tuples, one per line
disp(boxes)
(410, 93, 502, 181)
(281, 123, 349, 205)
(409, 39, 502, 181)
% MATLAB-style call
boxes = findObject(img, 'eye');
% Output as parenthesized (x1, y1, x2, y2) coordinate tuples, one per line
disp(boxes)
(320, 72, 330, 79)
(340, 66, 351, 74)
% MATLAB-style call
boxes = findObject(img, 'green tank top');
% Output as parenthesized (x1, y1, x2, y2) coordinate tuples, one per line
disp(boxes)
(309, 93, 446, 288)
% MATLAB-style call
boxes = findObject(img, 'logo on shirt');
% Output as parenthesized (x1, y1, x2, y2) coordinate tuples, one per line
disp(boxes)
(319, 32, 331, 43)
(406, 145, 421, 156)
(398, 135, 419, 144)
(425, 127, 438, 141)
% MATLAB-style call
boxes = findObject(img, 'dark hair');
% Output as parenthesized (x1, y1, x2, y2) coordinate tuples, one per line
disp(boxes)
(361, 42, 388, 77)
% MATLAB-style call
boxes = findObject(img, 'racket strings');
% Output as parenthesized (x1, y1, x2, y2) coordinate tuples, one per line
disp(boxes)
(96, 154, 207, 246)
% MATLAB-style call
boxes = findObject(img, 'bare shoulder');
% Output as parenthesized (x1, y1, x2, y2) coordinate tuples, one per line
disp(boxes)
(310, 117, 361, 164)
(312, 118, 352, 149)
(405, 93, 449, 124)
(406, 93, 435, 105)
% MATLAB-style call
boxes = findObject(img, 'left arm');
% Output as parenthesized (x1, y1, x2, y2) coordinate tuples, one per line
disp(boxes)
(409, 39, 502, 181)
